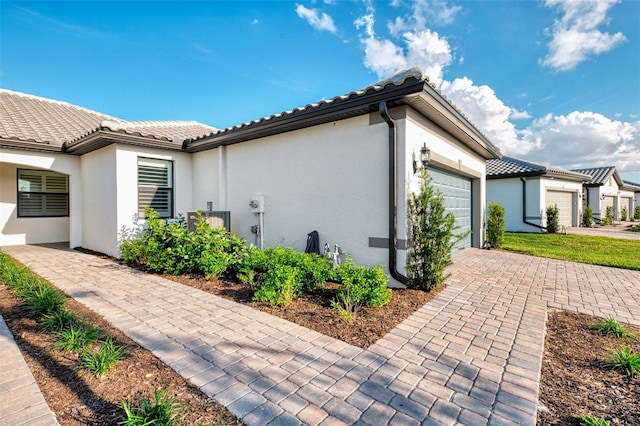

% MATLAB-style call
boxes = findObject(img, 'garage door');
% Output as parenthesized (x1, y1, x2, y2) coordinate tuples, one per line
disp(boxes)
(546, 190, 573, 227)
(429, 168, 472, 252)
(602, 196, 615, 219)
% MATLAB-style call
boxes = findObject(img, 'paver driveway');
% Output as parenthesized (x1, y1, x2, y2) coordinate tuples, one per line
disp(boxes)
(3, 245, 640, 425)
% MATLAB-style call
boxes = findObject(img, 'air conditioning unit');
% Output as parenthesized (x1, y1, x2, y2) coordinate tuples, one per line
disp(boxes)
(187, 211, 230, 232)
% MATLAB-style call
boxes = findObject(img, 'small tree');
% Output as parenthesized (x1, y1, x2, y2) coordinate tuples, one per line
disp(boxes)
(407, 170, 466, 291)
(621, 206, 628, 221)
(582, 205, 594, 227)
(602, 205, 615, 225)
(635, 206, 640, 220)
(486, 202, 505, 248)
(546, 204, 560, 233)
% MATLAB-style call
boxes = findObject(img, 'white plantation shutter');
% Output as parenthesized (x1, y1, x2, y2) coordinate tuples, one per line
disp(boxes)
(17, 170, 69, 217)
(138, 158, 173, 218)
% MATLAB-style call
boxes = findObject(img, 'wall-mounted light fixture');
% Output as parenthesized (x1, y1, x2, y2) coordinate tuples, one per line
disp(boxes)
(413, 143, 431, 174)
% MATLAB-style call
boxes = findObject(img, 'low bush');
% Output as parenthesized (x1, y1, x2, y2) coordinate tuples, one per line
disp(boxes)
(635, 206, 640, 220)
(120, 209, 247, 279)
(18, 282, 67, 319)
(332, 257, 391, 322)
(121, 389, 186, 426)
(41, 308, 77, 333)
(253, 264, 299, 307)
(590, 317, 638, 340)
(546, 204, 560, 234)
(80, 336, 126, 377)
(486, 202, 505, 248)
(605, 345, 640, 378)
(54, 322, 101, 352)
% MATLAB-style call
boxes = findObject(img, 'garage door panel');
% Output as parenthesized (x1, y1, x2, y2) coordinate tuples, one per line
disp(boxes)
(546, 190, 573, 227)
(428, 168, 472, 252)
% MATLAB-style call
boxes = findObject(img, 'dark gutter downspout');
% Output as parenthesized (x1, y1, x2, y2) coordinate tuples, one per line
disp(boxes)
(379, 101, 410, 285)
(520, 177, 546, 231)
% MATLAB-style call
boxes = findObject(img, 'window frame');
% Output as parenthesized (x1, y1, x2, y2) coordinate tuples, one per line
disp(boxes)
(137, 157, 174, 219)
(16, 168, 70, 218)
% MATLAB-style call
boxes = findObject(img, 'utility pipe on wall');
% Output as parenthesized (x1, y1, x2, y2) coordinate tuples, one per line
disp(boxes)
(520, 177, 546, 231)
(379, 101, 410, 285)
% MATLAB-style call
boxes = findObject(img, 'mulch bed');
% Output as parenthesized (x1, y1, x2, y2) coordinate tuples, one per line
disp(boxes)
(537, 311, 640, 425)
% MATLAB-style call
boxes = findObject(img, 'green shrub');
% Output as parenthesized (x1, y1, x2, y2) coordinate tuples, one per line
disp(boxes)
(331, 258, 391, 322)
(80, 336, 126, 377)
(546, 204, 560, 234)
(54, 322, 101, 352)
(605, 205, 615, 223)
(621, 206, 628, 221)
(486, 202, 505, 248)
(631, 224, 640, 232)
(121, 389, 186, 426)
(19, 283, 67, 319)
(41, 308, 77, 332)
(253, 264, 300, 307)
(582, 205, 595, 227)
(635, 206, 640, 220)
(605, 345, 640, 378)
(120, 209, 247, 279)
(407, 170, 467, 291)
(589, 317, 638, 340)
(576, 414, 610, 426)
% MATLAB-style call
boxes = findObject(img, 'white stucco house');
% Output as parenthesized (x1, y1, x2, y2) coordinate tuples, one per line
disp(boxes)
(571, 167, 639, 222)
(624, 181, 640, 213)
(1, 68, 501, 285)
(486, 157, 591, 232)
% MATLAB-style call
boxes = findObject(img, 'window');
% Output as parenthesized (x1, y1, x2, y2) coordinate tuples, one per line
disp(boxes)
(138, 158, 173, 218)
(17, 169, 69, 217)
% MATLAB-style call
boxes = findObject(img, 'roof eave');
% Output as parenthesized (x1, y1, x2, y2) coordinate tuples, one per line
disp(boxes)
(486, 171, 544, 180)
(0, 138, 63, 153)
(63, 130, 184, 155)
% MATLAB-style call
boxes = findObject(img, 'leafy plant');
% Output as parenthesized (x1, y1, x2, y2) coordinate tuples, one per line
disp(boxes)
(18, 282, 67, 319)
(80, 336, 126, 377)
(54, 322, 101, 352)
(576, 414, 610, 426)
(486, 202, 505, 248)
(605, 345, 640, 378)
(635, 206, 640, 220)
(332, 257, 391, 322)
(590, 317, 638, 340)
(582, 205, 594, 227)
(41, 308, 77, 332)
(546, 204, 560, 234)
(407, 170, 467, 291)
(252, 264, 299, 307)
(603, 205, 615, 225)
(631, 224, 640, 232)
(621, 206, 628, 221)
(120, 389, 186, 426)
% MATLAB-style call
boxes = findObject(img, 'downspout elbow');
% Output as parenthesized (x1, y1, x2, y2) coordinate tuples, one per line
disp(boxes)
(379, 101, 410, 285)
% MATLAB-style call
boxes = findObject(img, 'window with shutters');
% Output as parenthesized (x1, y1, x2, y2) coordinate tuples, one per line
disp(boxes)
(138, 158, 173, 219)
(17, 169, 69, 217)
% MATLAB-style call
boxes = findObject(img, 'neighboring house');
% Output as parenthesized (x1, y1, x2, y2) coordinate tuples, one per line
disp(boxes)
(1, 68, 501, 285)
(571, 167, 638, 221)
(486, 156, 591, 232)
(623, 180, 640, 217)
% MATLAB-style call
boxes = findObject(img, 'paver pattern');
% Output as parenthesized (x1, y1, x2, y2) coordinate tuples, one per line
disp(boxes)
(2, 244, 640, 425)
(0, 314, 59, 426)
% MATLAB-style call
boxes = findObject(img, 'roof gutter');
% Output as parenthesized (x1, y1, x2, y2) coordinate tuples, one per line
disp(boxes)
(520, 177, 546, 231)
(379, 101, 410, 285)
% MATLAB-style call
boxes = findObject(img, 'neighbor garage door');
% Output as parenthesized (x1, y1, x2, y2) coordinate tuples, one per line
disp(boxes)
(429, 168, 472, 252)
(546, 190, 574, 227)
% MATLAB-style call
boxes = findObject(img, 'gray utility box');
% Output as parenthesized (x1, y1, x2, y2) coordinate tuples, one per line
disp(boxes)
(187, 211, 230, 232)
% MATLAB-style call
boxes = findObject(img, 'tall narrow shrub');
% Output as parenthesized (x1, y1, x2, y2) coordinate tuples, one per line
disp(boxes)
(407, 170, 465, 291)
(546, 204, 560, 233)
(635, 206, 640, 220)
(582, 205, 594, 227)
(621, 206, 628, 221)
(486, 202, 505, 248)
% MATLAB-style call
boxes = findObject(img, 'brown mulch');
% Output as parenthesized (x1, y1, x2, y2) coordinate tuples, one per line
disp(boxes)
(2, 249, 639, 425)
(537, 311, 640, 425)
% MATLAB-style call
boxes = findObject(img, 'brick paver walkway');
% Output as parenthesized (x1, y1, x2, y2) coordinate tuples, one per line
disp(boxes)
(2, 245, 640, 425)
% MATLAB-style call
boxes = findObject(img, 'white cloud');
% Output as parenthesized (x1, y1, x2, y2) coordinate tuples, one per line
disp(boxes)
(440, 77, 531, 154)
(295, 4, 337, 33)
(541, 0, 625, 71)
(388, 0, 461, 36)
(251, 18, 259, 25)
(510, 108, 532, 120)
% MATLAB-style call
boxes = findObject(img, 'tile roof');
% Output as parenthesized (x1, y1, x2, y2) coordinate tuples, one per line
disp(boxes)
(186, 68, 502, 159)
(570, 166, 617, 186)
(0, 89, 216, 150)
(486, 156, 591, 181)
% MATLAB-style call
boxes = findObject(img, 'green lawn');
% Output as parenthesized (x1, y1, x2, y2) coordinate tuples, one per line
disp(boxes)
(502, 233, 640, 271)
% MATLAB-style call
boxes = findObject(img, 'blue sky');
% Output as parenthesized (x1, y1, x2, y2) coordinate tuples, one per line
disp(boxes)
(2, 0, 639, 181)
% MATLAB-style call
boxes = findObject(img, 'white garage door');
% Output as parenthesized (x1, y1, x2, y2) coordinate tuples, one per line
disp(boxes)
(429, 168, 472, 252)
(602, 196, 615, 219)
(546, 190, 574, 227)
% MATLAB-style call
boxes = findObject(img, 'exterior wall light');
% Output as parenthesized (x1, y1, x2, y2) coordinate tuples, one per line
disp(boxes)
(413, 143, 431, 174)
